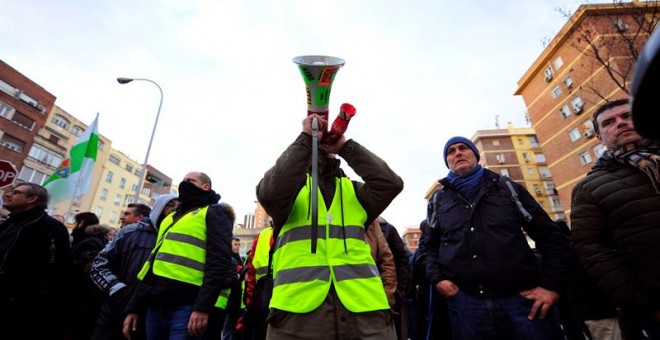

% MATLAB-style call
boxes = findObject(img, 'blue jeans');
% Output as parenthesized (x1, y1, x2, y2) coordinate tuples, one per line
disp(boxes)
(446, 291, 559, 340)
(146, 305, 225, 340)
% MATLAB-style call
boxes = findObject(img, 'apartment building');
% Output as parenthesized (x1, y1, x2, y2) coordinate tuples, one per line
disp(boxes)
(514, 2, 659, 217)
(35, 106, 112, 223)
(0, 59, 56, 180)
(472, 125, 565, 221)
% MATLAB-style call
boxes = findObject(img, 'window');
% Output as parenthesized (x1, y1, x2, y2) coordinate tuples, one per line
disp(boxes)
(544, 181, 556, 194)
(0, 101, 14, 118)
(551, 86, 562, 98)
(492, 140, 500, 146)
(95, 206, 103, 219)
(563, 76, 573, 89)
(72, 125, 83, 137)
(48, 134, 60, 144)
(544, 67, 553, 82)
(134, 169, 142, 176)
(535, 154, 546, 163)
(125, 164, 134, 172)
(593, 144, 606, 158)
(10, 111, 36, 130)
(500, 169, 510, 177)
(529, 136, 539, 148)
(571, 96, 584, 113)
(517, 138, 523, 145)
(522, 152, 530, 163)
(131, 183, 138, 192)
(527, 167, 535, 175)
(106, 171, 114, 183)
(142, 187, 151, 196)
(98, 140, 105, 150)
(52, 115, 70, 130)
(109, 155, 120, 165)
(539, 167, 552, 178)
(109, 211, 118, 224)
(496, 154, 505, 164)
(17, 166, 48, 185)
(559, 105, 571, 119)
(100, 188, 109, 201)
(553, 56, 564, 70)
(114, 194, 121, 206)
(551, 197, 563, 208)
(613, 18, 629, 32)
(119, 177, 126, 189)
(0, 133, 25, 153)
(579, 151, 593, 166)
(126, 195, 135, 205)
(569, 128, 582, 142)
(28, 144, 63, 167)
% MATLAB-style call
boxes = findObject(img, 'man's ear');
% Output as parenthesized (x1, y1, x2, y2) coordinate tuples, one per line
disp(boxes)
(596, 133, 602, 142)
(26, 195, 38, 206)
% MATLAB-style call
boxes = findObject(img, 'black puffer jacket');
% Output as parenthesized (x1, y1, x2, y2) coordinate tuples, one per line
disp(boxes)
(571, 155, 660, 316)
(426, 169, 569, 298)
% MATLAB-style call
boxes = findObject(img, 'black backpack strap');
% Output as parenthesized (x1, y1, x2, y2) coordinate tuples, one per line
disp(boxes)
(499, 175, 533, 223)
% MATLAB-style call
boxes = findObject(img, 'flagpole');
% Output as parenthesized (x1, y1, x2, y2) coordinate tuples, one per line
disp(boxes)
(65, 113, 99, 222)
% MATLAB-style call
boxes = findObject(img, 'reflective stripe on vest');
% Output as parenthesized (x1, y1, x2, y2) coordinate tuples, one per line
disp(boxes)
(137, 206, 230, 309)
(269, 176, 388, 313)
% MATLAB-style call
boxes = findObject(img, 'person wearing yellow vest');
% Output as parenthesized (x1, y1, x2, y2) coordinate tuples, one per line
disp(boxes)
(240, 226, 275, 340)
(123, 172, 236, 340)
(256, 114, 404, 340)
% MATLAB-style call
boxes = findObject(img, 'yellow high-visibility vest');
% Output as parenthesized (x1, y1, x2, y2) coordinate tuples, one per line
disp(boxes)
(138, 206, 230, 309)
(270, 176, 388, 313)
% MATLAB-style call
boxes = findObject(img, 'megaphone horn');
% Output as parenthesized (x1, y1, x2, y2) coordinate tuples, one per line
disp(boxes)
(293, 55, 346, 125)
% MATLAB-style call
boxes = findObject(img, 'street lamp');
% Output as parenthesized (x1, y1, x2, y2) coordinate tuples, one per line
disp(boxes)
(116, 77, 163, 203)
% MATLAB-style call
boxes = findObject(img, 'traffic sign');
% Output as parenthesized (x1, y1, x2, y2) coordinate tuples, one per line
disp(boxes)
(0, 160, 18, 188)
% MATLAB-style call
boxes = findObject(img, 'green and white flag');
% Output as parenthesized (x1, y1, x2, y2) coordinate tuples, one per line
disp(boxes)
(44, 114, 99, 207)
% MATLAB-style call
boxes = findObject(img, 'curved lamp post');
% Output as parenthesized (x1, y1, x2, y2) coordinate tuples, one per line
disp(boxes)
(116, 77, 163, 203)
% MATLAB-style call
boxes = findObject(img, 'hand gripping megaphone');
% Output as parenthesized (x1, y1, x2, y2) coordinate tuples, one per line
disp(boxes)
(292, 55, 356, 145)
(631, 26, 660, 139)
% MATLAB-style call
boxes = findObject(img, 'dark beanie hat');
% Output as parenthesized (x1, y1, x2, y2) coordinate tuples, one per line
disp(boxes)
(443, 136, 480, 167)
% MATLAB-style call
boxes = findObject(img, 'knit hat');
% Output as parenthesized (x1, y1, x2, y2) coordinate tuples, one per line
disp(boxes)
(443, 136, 480, 167)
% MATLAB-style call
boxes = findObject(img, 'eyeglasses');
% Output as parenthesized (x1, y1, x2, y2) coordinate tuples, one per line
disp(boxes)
(11, 189, 30, 196)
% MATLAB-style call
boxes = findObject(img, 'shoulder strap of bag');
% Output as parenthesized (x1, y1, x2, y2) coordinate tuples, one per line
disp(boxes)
(499, 175, 533, 223)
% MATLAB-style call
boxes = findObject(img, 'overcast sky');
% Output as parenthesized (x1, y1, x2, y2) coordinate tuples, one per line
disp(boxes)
(1, 0, 584, 232)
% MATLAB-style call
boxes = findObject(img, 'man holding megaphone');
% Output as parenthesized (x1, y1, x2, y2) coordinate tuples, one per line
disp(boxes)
(256, 113, 403, 340)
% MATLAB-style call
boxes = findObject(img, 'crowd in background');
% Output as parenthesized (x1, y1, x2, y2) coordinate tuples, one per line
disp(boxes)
(1, 98, 659, 340)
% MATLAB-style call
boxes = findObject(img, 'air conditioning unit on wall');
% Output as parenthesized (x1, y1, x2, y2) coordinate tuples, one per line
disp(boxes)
(583, 130, 595, 138)
(574, 105, 584, 114)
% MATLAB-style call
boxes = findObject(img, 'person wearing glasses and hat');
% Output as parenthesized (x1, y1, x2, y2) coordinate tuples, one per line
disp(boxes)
(0, 182, 73, 339)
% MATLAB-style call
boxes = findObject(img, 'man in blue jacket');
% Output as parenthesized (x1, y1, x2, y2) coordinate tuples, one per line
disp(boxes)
(425, 136, 569, 339)
(90, 199, 175, 340)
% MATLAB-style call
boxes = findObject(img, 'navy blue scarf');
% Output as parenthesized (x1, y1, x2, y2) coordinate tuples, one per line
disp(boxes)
(446, 165, 485, 200)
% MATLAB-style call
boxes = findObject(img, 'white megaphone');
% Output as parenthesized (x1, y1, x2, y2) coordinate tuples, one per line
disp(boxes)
(292, 55, 346, 126)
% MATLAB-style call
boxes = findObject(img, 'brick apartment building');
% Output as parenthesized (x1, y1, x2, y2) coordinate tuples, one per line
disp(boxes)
(0, 59, 56, 175)
(514, 2, 659, 218)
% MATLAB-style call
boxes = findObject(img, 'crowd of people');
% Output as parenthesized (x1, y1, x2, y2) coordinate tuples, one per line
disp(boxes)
(0, 98, 658, 339)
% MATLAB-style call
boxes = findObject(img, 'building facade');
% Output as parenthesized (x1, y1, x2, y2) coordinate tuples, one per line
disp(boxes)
(472, 125, 565, 221)
(0, 59, 56, 185)
(37, 106, 112, 224)
(514, 2, 659, 218)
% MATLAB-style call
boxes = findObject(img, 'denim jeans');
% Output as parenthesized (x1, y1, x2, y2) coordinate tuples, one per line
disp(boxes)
(146, 305, 225, 340)
(446, 290, 558, 340)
